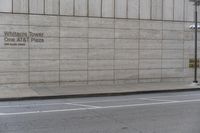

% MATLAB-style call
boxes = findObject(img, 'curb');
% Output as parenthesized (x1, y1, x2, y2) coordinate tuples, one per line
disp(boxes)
(0, 87, 199, 101)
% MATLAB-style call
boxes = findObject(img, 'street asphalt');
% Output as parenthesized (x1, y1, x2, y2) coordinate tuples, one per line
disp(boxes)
(0, 90, 200, 133)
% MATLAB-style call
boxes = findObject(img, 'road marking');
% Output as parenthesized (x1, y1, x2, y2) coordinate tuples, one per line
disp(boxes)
(67, 103, 100, 108)
(138, 98, 176, 102)
(146, 93, 200, 99)
(0, 102, 99, 108)
(1, 99, 200, 116)
(1, 93, 200, 108)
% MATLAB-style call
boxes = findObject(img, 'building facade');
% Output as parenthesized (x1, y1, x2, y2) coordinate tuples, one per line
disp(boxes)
(0, 0, 199, 87)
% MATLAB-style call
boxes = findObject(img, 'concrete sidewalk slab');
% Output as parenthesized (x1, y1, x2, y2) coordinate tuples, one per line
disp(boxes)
(0, 82, 199, 101)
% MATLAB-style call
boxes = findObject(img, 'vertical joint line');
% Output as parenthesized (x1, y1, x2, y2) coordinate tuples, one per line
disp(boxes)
(73, 0, 75, 16)
(87, 0, 89, 17)
(59, 0, 61, 87)
(150, 0, 152, 20)
(12, 0, 13, 13)
(126, 0, 128, 18)
(44, 0, 45, 15)
(101, 0, 103, 17)
(114, 0, 115, 19)
(173, 0, 175, 21)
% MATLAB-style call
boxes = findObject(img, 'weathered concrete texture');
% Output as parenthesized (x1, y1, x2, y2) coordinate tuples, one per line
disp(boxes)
(0, 13, 199, 86)
(140, 0, 151, 19)
(0, 0, 197, 22)
(60, 0, 73, 15)
(13, 0, 28, 13)
(0, 0, 12, 12)
(29, 0, 44, 14)
(151, 0, 162, 20)
(45, 0, 59, 15)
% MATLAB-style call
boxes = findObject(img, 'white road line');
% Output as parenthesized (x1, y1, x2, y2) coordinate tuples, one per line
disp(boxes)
(138, 98, 177, 102)
(1, 93, 200, 108)
(1, 99, 200, 116)
(67, 103, 100, 108)
(0, 102, 99, 108)
(146, 93, 200, 99)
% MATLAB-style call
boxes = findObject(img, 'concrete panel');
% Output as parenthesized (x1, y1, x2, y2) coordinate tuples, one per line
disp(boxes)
(115, 70, 138, 80)
(13, 0, 28, 13)
(151, 0, 162, 20)
(30, 71, 59, 83)
(0, 14, 28, 25)
(60, 0, 73, 15)
(115, 29, 139, 39)
(162, 40, 184, 50)
(30, 26, 59, 37)
(30, 15, 59, 26)
(102, 0, 114, 17)
(140, 20, 162, 30)
(60, 27, 88, 38)
(140, 30, 162, 40)
(163, 22, 184, 31)
(163, 31, 184, 40)
(30, 49, 59, 60)
(162, 69, 184, 78)
(174, 0, 184, 21)
(139, 69, 161, 79)
(89, 18, 115, 28)
(30, 60, 59, 71)
(0, 0, 12, 12)
(88, 60, 113, 70)
(60, 71, 87, 82)
(115, 50, 138, 59)
(89, 0, 101, 17)
(88, 49, 114, 60)
(184, 32, 193, 41)
(185, 0, 194, 21)
(75, 0, 87, 16)
(140, 60, 161, 69)
(115, 39, 138, 49)
(162, 50, 183, 59)
(45, 0, 59, 15)
(0, 72, 28, 84)
(60, 38, 88, 48)
(88, 70, 114, 81)
(60, 49, 87, 59)
(162, 60, 183, 69)
(0, 61, 28, 72)
(115, 0, 127, 18)
(115, 19, 139, 30)
(29, 0, 44, 14)
(60, 17, 88, 27)
(60, 60, 87, 71)
(115, 60, 138, 69)
(128, 0, 139, 18)
(140, 0, 151, 19)
(89, 28, 114, 38)
(140, 50, 161, 59)
(163, 0, 174, 20)
(0, 49, 28, 60)
(89, 39, 114, 49)
(140, 40, 162, 50)
(30, 38, 59, 49)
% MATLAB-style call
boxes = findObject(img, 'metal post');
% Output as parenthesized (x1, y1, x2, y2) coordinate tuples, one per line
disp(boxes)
(194, 1, 198, 83)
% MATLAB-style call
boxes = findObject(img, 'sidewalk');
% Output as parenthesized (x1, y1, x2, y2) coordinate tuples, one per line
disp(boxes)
(0, 82, 199, 101)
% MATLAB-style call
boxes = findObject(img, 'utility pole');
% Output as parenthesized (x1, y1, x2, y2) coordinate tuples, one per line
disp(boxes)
(189, 0, 200, 84)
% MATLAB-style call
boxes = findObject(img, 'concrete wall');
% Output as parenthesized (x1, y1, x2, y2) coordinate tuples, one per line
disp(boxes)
(0, 0, 199, 86)
(0, 13, 199, 86)
(0, 0, 197, 21)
